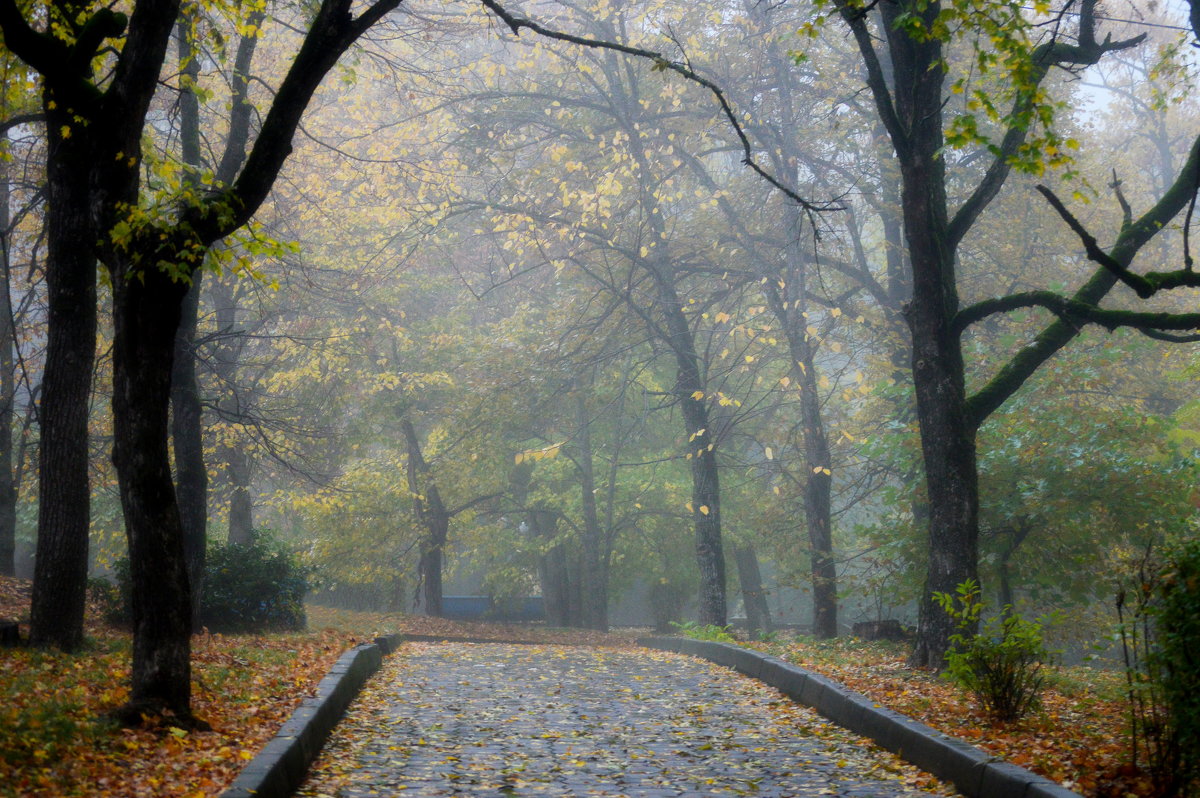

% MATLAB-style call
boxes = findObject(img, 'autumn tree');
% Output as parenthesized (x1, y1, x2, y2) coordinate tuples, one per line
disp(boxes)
(0, 0, 402, 723)
(821, 0, 1200, 664)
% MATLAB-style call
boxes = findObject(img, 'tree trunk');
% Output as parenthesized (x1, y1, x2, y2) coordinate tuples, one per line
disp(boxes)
(29, 121, 97, 651)
(734, 545, 771, 637)
(766, 202, 838, 640)
(892, 21, 980, 666)
(111, 263, 201, 726)
(171, 277, 207, 627)
(225, 444, 255, 545)
(574, 384, 607, 631)
(650, 278, 725, 627)
(402, 418, 450, 618)
(170, 17, 209, 628)
(530, 507, 580, 627)
(0, 159, 16, 577)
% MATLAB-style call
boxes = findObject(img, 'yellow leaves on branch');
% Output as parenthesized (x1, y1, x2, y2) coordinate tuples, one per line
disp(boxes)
(514, 442, 565, 464)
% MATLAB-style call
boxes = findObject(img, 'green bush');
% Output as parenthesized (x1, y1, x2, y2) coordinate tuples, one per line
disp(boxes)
(1157, 538, 1200, 791)
(104, 533, 311, 633)
(934, 579, 1055, 721)
(671, 621, 737, 643)
(201, 535, 310, 633)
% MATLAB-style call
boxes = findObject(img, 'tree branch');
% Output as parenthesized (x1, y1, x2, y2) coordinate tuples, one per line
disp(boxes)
(476, 0, 835, 216)
(0, 112, 43, 139)
(947, 0, 1144, 248)
(1035, 184, 1159, 298)
(195, 0, 403, 242)
(955, 290, 1200, 336)
(965, 130, 1200, 429)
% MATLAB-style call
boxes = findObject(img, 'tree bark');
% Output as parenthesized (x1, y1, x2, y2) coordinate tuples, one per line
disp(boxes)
(171, 277, 207, 627)
(0, 158, 16, 577)
(574, 383, 607, 631)
(734, 545, 771, 637)
(530, 507, 581, 627)
(28, 119, 98, 651)
(224, 443, 255, 545)
(883, 0, 980, 667)
(171, 14, 209, 629)
(402, 418, 450, 618)
(111, 264, 200, 725)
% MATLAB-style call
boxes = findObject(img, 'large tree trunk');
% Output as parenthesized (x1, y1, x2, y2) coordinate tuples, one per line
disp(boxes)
(29, 121, 97, 651)
(111, 264, 200, 726)
(574, 384, 608, 631)
(883, 0, 979, 667)
(0, 160, 16, 577)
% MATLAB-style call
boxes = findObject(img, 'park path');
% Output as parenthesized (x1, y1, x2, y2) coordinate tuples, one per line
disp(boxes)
(297, 642, 949, 797)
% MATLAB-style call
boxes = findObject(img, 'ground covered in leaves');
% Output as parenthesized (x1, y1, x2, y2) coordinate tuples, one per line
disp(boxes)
(0, 581, 636, 797)
(0, 575, 1141, 797)
(747, 636, 1141, 798)
(298, 642, 949, 797)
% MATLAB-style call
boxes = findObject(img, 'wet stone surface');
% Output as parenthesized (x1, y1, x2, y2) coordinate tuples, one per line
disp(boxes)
(298, 643, 948, 797)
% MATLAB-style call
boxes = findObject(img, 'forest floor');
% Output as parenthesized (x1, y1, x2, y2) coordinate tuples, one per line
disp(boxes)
(0, 576, 1144, 797)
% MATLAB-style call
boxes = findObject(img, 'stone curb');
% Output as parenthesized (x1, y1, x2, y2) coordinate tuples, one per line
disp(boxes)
(638, 636, 1082, 798)
(220, 633, 403, 798)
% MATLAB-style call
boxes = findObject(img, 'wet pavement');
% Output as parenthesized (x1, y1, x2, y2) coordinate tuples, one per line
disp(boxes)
(297, 642, 949, 797)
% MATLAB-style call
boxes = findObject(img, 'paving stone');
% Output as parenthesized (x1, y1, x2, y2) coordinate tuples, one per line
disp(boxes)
(298, 643, 946, 797)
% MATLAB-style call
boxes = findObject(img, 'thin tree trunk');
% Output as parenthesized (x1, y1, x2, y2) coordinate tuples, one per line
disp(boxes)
(734, 545, 771, 637)
(0, 159, 15, 577)
(225, 444, 255, 545)
(402, 418, 450, 618)
(574, 383, 607, 631)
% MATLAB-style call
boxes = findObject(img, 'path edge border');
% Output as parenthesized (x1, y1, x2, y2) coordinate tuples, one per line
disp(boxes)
(220, 632, 405, 798)
(638, 636, 1082, 798)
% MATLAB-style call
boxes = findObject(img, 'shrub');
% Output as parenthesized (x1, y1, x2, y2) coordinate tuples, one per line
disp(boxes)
(934, 579, 1055, 721)
(1153, 538, 1200, 793)
(671, 621, 737, 643)
(202, 535, 310, 633)
(1123, 535, 1200, 792)
(105, 532, 311, 633)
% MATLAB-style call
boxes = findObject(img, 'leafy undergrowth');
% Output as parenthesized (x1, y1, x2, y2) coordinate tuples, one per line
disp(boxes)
(747, 636, 1145, 798)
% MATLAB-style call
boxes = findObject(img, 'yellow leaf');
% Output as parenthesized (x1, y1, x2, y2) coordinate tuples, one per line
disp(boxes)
(699, 505, 710, 515)
(765, 447, 774, 460)
(691, 390, 705, 400)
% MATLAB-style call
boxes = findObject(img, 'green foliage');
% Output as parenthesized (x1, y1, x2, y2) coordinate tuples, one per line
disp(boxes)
(670, 621, 736, 643)
(934, 579, 1054, 721)
(103, 532, 311, 633)
(1155, 538, 1200, 791)
(202, 534, 311, 633)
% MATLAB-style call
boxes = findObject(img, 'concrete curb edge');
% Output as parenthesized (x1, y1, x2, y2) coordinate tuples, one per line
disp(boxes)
(220, 632, 404, 798)
(638, 636, 1082, 798)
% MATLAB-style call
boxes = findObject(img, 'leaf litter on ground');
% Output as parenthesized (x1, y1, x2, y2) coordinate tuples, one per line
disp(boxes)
(0, 575, 1141, 797)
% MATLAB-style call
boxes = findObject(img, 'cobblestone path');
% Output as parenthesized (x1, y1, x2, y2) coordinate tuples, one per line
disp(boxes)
(298, 643, 949, 797)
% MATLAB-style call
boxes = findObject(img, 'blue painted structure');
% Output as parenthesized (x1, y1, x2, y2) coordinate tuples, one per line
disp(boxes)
(441, 596, 545, 622)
